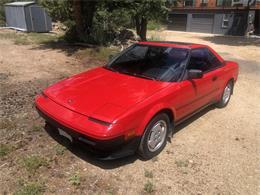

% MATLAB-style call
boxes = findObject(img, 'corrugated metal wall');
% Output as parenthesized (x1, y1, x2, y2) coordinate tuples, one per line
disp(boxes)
(4, 6, 27, 31)
(187, 14, 214, 33)
(4, 4, 52, 32)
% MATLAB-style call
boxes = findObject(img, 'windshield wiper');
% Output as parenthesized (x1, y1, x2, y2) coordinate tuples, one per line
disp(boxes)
(119, 70, 157, 81)
(104, 66, 118, 72)
(133, 73, 157, 81)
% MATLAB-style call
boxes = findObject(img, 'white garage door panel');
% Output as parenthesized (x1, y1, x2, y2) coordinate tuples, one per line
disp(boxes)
(190, 14, 214, 33)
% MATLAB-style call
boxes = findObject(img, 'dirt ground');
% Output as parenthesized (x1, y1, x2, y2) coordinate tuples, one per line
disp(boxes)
(0, 30, 259, 195)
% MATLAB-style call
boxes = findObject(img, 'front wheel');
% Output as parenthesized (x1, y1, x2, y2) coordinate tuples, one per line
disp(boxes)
(138, 113, 170, 160)
(216, 81, 233, 108)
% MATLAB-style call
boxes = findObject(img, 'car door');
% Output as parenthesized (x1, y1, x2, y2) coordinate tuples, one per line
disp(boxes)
(175, 48, 222, 120)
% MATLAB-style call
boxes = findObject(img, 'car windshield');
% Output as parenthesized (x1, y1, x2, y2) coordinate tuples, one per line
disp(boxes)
(107, 44, 189, 82)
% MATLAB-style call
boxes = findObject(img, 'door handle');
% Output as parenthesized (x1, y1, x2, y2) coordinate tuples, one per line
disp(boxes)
(212, 76, 218, 81)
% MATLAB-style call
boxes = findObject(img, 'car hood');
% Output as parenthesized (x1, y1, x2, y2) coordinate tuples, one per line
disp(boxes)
(44, 67, 170, 123)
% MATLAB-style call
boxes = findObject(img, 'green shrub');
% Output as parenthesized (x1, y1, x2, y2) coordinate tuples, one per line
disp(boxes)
(21, 155, 48, 173)
(14, 182, 45, 195)
(68, 174, 81, 186)
(0, 144, 11, 157)
(144, 180, 154, 193)
(147, 20, 162, 30)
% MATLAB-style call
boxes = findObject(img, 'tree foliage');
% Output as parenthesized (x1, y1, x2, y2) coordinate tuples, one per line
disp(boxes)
(38, 0, 72, 22)
(127, 0, 168, 41)
(0, 0, 169, 44)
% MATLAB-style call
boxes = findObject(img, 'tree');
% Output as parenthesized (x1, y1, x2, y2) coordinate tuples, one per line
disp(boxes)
(124, 0, 168, 41)
(72, 0, 98, 37)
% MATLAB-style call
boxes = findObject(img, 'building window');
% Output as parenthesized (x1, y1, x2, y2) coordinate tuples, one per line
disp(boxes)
(201, 0, 208, 6)
(184, 0, 193, 6)
(222, 14, 229, 28)
(216, 0, 232, 6)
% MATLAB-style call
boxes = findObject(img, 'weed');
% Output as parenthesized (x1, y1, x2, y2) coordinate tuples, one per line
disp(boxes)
(14, 182, 45, 195)
(0, 144, 11, 157)
(54, 144, 66, 155)
(21, 155, 48, 173)
(31, 124, 42, 132)
(147, 20, 162, 31)
(0, 32, 59, 45)
(175, 160, 189, 168)
(148, 35, 164, 42)
(144, 180, 154, 193)
(76, 47, 120, 61)
(68, 174, 81, 186)
(151, 156, 158, 162)
(144, 169, 153, 178)
(0, 119, 17, 130)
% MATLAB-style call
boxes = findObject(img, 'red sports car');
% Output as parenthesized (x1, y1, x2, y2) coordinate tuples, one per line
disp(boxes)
(35, 41, 239, 160)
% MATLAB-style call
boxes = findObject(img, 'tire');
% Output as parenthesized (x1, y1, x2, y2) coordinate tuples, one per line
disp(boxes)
(216, 80, 233, 108)
(138, 113, 170, 160)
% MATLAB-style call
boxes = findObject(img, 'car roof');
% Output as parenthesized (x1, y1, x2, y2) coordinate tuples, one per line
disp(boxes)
(138, 41, 207, 49)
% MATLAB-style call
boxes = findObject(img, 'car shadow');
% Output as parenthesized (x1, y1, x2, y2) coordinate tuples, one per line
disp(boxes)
(44, 124, 138, 169)
(173, 104, 216, 135)
(44, 104, 216, 169)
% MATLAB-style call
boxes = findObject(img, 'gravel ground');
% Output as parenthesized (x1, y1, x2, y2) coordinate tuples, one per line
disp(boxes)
(0, 30, 259, 195)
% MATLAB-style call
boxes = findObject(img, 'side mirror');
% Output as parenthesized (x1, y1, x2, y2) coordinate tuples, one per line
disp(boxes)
(188, 69, 203, 79)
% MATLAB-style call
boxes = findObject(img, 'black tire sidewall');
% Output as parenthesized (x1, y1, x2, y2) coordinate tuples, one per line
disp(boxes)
(138, 113, 170, 160)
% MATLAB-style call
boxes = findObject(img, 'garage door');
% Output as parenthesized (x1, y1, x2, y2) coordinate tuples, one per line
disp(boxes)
(168, 14, 187, 31)
(190, 14, 214, 33)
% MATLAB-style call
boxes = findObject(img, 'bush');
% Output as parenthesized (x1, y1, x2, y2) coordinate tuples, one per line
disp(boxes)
(64, 4, 134, 45)
(14, 182, 45, 195)
(147, 20, 162, 30)
(38, 0, 72, 22)
(21, 155, 48, 173)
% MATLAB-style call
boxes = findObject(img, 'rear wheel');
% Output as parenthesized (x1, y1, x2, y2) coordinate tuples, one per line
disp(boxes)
(138, 113, 170, 160)
(216, 81, 233, 108)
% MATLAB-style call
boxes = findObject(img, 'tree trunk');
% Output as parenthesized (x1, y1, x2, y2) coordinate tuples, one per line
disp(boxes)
(82, 1, 97, 35)
(135, 16, 147, 41)
(72, 0, 83, 37)
(72, 0, 97, 37)
(140, 17, 147, 41)
(135, 16, 141, 36)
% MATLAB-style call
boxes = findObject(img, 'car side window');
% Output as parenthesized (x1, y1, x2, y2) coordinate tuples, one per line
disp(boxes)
(207, 49, 223, 69)
(187, 48, 222, 72)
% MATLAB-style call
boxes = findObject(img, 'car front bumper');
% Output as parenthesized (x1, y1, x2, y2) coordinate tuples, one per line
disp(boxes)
(35, 96, 141, 159)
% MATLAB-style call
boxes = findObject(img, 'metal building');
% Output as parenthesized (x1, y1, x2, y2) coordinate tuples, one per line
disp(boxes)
(4, 1, 52, 32)
(168, 10, 256, 36)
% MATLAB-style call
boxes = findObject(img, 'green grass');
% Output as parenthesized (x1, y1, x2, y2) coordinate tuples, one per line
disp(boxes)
(151, 156, 158, 162)
(31, 124, 42, 132)
(54, 144, 66, 155)
(21, 155, 48, 173)
(144, 180, 154, 193)
(144, 169, 153, 178)
(14, 182, 45, 195)
(0, 119, 17, 130)
(68, 174, 81, 186)
(147, 20, 162, 31)
(148, 34, 164, 42)
(76, 47, 120, 62)
(0, 144, 11, 157)
(175, 160, 189, 168)
(0, 32, 60, 45)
